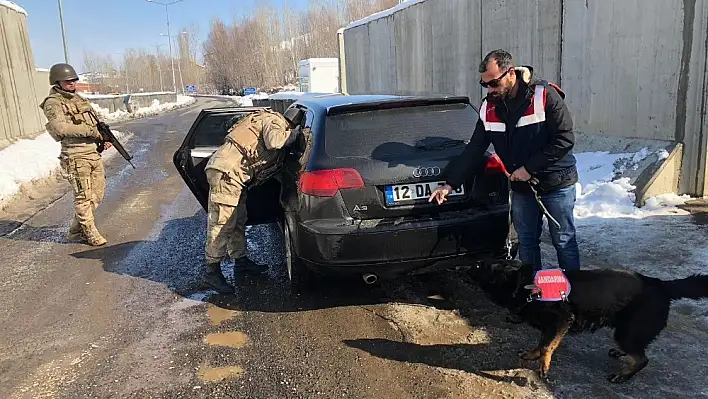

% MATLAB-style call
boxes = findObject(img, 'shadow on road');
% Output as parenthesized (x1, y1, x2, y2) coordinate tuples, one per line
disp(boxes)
(66, 211, 441, 314)
(342, 338, 530, 386)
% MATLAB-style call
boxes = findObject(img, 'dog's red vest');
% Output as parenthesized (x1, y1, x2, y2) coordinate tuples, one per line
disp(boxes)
(528, 268, 571, 302)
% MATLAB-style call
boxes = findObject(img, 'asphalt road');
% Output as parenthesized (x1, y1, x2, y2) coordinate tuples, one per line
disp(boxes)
(1, 97, 708, 399)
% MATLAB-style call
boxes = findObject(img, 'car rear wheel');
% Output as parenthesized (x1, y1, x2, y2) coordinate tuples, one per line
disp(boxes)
(282, 218, 313, 290)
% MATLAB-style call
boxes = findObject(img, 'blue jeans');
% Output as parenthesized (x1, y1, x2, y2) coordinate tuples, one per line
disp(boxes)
(511, 185, 580, 270)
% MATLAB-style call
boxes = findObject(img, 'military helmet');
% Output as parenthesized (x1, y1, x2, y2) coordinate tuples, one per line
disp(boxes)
(49, 63, 79, 85)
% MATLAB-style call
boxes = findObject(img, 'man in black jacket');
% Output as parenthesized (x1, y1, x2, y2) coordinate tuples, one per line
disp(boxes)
(429, 49, 580, 271)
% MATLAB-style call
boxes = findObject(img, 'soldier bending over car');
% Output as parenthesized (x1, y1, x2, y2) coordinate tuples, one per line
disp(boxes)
(202, 108, 304, 294)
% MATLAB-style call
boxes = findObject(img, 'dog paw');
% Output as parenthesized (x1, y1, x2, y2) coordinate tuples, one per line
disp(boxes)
(608, 348, 626, 359)
(538, 367, 550, 383)
(607, 373, 632, 383)
(518, 348, 541, 361)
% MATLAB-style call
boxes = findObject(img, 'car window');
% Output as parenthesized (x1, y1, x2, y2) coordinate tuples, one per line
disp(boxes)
(324, 103, 477, 158)
(190, 112, 249, 148)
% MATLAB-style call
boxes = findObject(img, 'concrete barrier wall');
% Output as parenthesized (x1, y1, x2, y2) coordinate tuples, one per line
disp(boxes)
(340, 0, 708, 197)
(87, 93, 178, 113)
(0, 5, 46, 149)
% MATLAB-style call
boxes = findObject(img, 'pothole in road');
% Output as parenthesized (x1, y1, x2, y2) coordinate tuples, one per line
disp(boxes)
(206, 305, 242, 327)
(203, 331, 249, 348)
(197, 363, 244, 382)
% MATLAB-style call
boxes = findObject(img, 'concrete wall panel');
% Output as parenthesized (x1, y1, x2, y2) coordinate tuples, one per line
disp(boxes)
(562, 0, 683, 141)
(481, 0, 562, 84)
(343, 0, 482, 102)
(0, 5, 45, 149)
(679, 0, 708, 195)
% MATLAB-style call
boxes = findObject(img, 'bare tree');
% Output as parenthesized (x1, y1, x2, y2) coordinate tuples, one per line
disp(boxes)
(82, 0, 398, 94)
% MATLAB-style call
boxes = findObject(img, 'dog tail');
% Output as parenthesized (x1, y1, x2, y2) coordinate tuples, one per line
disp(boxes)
(664, 274, 708, 300)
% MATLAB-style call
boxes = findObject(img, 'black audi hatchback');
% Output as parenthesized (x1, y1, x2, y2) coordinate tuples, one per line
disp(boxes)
(173, 94, 515, 286)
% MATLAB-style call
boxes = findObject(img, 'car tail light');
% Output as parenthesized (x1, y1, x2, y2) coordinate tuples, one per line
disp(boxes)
(484, 153, 508, 175)
(299, 168, 365, 197)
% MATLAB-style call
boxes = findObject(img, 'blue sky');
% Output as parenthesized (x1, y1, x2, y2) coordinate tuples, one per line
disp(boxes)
(17, 0, 308, 72)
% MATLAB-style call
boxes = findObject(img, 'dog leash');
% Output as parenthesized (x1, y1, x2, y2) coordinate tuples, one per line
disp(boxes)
(527, 177, 562, 230)
(503, 175, 562, 261)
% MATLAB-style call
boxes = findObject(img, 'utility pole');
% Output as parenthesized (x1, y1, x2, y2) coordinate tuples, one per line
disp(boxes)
(161, 31, 187, 95)
(145, 0, 185, 94)
(58, 0, 69, 63)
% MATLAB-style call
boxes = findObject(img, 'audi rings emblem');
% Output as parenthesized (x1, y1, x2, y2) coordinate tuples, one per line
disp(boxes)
(412, 166, 441, 178)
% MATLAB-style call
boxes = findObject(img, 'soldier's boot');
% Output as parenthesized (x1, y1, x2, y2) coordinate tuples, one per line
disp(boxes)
(233, 257, 269, 276)
(202, 262, 235, 294)
(67, 217, 85, 241)
(83, 225, 107, 247)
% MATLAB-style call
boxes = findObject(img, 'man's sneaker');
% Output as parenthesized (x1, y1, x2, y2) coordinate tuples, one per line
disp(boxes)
(202, 262, 235, 294)
(233, 257, 269, 275)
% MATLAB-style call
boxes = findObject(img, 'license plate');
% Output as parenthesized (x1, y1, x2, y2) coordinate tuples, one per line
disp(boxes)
(385, 181, 465, 205)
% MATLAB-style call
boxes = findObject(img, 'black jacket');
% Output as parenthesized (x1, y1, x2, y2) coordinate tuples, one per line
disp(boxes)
(445, 67, 577, 194)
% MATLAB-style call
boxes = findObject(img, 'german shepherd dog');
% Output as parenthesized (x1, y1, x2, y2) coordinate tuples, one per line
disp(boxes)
(468, 259, 708, 383)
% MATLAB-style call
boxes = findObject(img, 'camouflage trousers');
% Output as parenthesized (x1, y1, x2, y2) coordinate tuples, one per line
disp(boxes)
(59, 155, 105, 237)
(204, 169, 247, 264)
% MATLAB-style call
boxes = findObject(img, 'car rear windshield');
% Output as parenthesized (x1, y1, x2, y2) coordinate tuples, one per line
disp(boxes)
(324, 103, 478, 158)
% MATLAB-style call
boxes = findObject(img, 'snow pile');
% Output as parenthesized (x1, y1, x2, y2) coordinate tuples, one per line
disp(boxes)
(90, 95, 195, 123)
(82, 92, 174, 99)
(0, 130, 126, 204)
(574, 149, 691, 220)
(245, 93, 270, 100)
(0, 0, 27, 15)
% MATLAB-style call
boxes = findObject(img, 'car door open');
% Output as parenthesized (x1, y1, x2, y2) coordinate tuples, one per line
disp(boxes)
(173, 107, 283, 225)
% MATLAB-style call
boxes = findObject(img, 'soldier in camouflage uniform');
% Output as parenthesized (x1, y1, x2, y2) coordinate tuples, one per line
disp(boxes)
(40, 63, 109, 246)
(202, 107, 304, 294)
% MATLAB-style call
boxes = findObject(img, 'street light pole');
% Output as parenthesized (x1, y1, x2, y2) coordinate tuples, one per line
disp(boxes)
(164, 4, 177, 94)
(145, 0, 184, 94)
(161, 31, 188, 95)
(58, 0, 69, 63)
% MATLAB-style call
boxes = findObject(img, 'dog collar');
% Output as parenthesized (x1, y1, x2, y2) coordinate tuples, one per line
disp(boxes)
(525, 268, 571, 302)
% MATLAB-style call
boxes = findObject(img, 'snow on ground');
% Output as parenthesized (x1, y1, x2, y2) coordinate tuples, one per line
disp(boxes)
(90, 94, 195, 123)
(0, 0, 27, 15)
(189, 94, 260, 106)
(573, 148, 691, 220)
(267, 91, 307, 100)
(81, 92, 174, 99)
(0, 130, 127, 205)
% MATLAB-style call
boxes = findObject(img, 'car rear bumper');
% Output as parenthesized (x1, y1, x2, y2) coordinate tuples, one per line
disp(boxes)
(292, 205, 511, 277)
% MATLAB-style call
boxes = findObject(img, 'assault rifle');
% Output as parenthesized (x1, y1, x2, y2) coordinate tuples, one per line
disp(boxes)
(88, 112, 136, 169)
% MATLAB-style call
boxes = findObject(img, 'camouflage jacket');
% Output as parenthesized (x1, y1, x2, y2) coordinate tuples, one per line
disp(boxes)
(205, 109, 298, 191)
(39, 86, 102, 158)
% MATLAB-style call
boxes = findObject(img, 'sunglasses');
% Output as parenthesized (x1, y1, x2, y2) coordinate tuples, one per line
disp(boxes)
(480, 68, 512, 88)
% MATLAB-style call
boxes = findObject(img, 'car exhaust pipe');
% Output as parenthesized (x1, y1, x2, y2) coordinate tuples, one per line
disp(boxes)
(362, 273, 378, 284)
